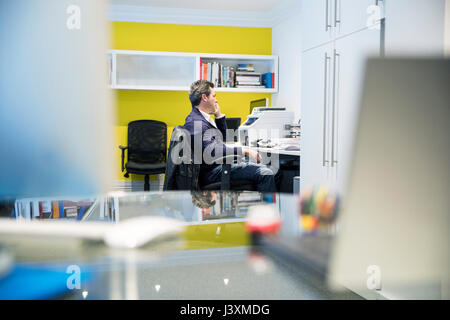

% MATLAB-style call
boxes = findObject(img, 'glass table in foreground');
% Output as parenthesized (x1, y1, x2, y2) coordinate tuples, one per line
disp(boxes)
(0, 191, 362, 300)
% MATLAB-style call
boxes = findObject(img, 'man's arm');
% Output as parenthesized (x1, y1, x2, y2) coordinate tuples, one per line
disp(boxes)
(214, 111, 261, 163)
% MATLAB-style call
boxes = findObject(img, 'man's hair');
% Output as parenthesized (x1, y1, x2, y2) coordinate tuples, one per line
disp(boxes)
(189, 80, 214, 108)
(191, 191, 216, 208)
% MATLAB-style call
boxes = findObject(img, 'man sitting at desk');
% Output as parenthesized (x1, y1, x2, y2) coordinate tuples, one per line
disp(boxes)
(183, 80, 277, 192)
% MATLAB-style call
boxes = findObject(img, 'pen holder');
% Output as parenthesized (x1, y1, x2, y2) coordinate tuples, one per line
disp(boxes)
(298, 186, 340, 235)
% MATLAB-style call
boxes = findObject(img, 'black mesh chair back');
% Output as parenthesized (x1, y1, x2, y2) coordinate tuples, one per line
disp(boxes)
(127, 120, 167, 165)
(119, 120, 167, 191)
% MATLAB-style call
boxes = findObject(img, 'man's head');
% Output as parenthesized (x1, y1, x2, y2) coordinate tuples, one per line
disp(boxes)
(191, 190, 217, 208)
(189, 80, 217, 114)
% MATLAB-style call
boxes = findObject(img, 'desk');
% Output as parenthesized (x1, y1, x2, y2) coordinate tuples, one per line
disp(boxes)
(226, 142, 300, 157)
(0, 191, 361, 300)
(228, 143, 300, 193)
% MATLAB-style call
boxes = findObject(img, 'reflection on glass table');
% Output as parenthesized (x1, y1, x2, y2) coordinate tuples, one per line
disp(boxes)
(0, 191, 360, 300)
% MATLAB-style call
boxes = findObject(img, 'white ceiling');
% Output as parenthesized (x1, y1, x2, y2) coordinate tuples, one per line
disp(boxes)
(108, 0, 301, 27)
(109, 0, 296, 13)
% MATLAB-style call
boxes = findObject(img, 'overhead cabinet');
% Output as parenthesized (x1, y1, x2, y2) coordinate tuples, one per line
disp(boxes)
(335, 0, 384, 38)
(108, 50, 278, 93)
(302, 0, 384, 50)
(113, 53, 197, 90)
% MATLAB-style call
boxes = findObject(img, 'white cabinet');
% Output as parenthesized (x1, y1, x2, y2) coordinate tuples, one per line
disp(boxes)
(108, 50, 279, 93)
(302, 0, 383, 50)
(300, 42, 334, 192)
(332, 27, 381, 193)
(301, 0, 334, 50)
(300, 26, 381, 195)
(113, 52, 197, 90)
(335, 0, 383, 38)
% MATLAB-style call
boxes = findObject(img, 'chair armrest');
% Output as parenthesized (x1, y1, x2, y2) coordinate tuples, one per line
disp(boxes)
(212, 155, 242, 191)
(118, 146, 128, 172)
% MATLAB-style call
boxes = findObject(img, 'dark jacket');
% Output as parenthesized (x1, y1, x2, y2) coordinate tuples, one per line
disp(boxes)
(163, 126, 201, 191)
(183, 108, 242, 184)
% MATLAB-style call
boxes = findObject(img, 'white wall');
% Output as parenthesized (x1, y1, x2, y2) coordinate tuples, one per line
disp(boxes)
(445, 0, 450, 56)
(271, 3, 302, 123)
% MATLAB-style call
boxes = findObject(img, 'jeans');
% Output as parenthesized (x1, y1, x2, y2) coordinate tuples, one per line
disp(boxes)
(203, 162, 278, 192)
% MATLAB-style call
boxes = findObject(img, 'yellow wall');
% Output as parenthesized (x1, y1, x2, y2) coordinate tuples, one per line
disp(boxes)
(112, 22, 272, 181)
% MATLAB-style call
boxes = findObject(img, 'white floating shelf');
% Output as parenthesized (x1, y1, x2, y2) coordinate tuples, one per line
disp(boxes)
(108, 50, 278, 93)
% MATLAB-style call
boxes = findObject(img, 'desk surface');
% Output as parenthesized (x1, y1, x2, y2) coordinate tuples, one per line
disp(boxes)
(0, 191, 360, 300)
(227, 142, 301, 157)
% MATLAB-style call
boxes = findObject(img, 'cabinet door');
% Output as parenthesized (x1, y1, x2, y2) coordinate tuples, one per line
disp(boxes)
(334, 0, 382, 37)
(300, 42, 334, 192)
(332, 27, 381, 195)
(301, 0, 334, 50)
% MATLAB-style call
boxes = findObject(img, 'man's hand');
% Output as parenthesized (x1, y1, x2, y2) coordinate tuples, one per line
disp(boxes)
(214, 103, 225, 118)
(243, 148, 261, 163)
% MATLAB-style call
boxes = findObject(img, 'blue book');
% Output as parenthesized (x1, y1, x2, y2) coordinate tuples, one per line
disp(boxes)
(59, 201, 64, 219)
(262, 73, 272, 88)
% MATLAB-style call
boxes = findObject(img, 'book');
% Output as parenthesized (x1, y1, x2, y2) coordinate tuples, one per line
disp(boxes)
(237, 81, 261, 85)
(236, 85, 266, 89)
(52, 201, 59, 219)
(236, 71, 261, 76)
(203, 63, 208, 81)
(208, 62, 212, 82)
(262, 72, 273, 88)
(213, 62, 219, 87)
(237, 64, 255, 72)
(64, 206, 78, 219)
(231, 68, 236, 87)
(58, 201, 64, 219)
(236, 75, 261, 82)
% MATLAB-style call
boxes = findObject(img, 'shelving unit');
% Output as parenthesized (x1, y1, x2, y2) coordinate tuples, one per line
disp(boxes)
(108, 50, 278, 93)
(13, 197, 101, 221)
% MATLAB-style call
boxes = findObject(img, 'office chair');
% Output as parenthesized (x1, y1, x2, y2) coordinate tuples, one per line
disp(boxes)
(163, 126, 257, 192)
(119, 120, 167, 191)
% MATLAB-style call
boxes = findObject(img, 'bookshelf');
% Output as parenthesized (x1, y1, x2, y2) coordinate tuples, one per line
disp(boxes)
(13, 197, 103, 221)
(108, 50, 278, 93)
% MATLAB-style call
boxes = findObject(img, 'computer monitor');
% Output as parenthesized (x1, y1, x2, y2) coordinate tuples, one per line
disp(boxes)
(225, 118, 241, 131)
(329, 58, 449, 299)
(249, 98, 269, 114)
(225, 118, 241, 142)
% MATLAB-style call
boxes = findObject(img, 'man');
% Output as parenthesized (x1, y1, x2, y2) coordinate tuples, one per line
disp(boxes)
(183, 80, 277, 192)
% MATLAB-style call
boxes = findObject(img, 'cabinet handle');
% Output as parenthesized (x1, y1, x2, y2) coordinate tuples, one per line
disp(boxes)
(331, 50, 340, 167)
(334, 0, 341, 27)
(325, 0, 332, 31)
(323, 53, 331, 167)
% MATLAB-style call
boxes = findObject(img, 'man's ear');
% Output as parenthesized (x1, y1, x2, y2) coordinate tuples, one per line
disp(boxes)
(201, 93, 208, 102)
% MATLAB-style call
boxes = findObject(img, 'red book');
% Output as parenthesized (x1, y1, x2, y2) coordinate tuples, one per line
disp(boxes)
(199, 58, 202, 79)
(271, 72, 274, 89)
(203, 63, 208, 81)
